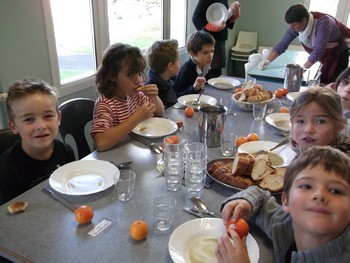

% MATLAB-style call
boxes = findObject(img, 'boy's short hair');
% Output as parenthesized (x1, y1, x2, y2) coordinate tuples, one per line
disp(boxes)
(284, 146, 350, 194)
(146, 39, 179, 74)
(6, 78, 59, 122)
(285, 3, 309, 24)
(186, 30, 215, 54)
(335, 67, 350, 89)
(290, 86, 346, 131)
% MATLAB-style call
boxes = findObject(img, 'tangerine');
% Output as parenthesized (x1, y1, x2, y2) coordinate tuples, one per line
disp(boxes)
(165, 137, 174, 145)
(274, 89, 283, 98)
(247, 133, 259, 141)
(282, 88, 288, 96)
(235, 87, 243, 93)
(168, 135, 180, 144)
(235, 136, 248, 147)
(226, 218, 249, 239)
(280, 107, 289, 113)
(75, 205, 94, 224)
(129, 220, 148, 241)
(185, 106, 194, 118)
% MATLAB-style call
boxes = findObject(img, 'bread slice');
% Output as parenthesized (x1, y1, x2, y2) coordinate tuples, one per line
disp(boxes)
(275, 167, 287, 177)
(259, 174, 284, 192)
(8, 201, 28, 214)
(231, 153, 253, 176)
(250, 153, 270, 181)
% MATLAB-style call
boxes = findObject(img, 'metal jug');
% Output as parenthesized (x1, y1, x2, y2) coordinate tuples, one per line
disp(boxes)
(199, 105, 226, 147)
(284, 63, 303, 92)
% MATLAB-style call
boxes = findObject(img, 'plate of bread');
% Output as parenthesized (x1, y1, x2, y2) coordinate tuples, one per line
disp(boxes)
(207, 152, 287, 193)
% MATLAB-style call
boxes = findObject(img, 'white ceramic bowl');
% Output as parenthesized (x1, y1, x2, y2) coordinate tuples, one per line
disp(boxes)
(231, 93, 274, 111)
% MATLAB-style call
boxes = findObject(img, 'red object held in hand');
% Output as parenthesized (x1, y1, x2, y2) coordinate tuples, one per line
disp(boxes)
(226, 218, 249, 239)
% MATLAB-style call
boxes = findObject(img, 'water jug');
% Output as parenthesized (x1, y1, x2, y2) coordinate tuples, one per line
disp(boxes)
(284, 63, 303, 92)
(199, 105, 226, 147)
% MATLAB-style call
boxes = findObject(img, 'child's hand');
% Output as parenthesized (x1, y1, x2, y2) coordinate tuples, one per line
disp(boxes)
(134, 102, 155, 121)
(221, 199, 252, 226)
(194, 77, 206, 91)
(215, 229, 250, 263)
(142, 84, 159, 97)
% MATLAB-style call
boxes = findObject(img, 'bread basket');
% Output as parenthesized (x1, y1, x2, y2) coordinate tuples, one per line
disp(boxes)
(231, 93, 274, 111)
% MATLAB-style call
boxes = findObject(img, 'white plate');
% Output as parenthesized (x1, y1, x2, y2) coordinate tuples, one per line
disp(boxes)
(169, 218, 259, 263)
(132, 117, 177, 138)
(177, 94, 217, 110)
(238, 141, 296, 167)
(265, 113, 291, 132)
(208, 77, 241, 89)
(286, 92, 300, 101)
(49, 160, 119, 195)
(206, 3, 228, 25)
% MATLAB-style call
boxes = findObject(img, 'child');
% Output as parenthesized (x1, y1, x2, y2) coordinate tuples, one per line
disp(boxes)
(145, 39, 180, 109)
(0, 78, 75, 205)
(91, 43, 164, 151)
(333, 67, 350, 118)
(173, 30, 215, 97)
(289, 86, 350, 155)
(216, 146, 350, 262)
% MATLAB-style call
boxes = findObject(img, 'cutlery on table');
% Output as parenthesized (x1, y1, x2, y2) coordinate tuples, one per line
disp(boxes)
(190, 197, 220, 218)
(183, 207, 204, 218)
(109, 161, 132, 170)
(192, 88, 205, 106)
(42, 188, 77, 212)
(269, 137, 290, 152)
(132, 135, 163, 154)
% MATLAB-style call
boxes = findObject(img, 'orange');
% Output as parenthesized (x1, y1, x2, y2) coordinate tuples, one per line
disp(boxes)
(235, 136, 248, 147)
(226, 218, 249, 239)
(75, 205, 94, 224)
(247, 132, 259, 142)
(280, 107, 289, 113)
(165, 137, 174, 145)
(282, 88, 288, 96)
(274, 89, 283, 98)
(185, 106, 194, 118)
(234, 87, 243, 93)
(168, 135, 180, 144)
(129, 220, 148, 241)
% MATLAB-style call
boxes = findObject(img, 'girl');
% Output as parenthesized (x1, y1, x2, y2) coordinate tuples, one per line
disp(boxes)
(290, 86, 350, 155)
(334, 67, 350, 117)
(91, 43, 164, 151)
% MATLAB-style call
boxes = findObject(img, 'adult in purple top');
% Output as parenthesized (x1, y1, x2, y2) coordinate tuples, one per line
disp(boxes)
(258, 3, 349, 84)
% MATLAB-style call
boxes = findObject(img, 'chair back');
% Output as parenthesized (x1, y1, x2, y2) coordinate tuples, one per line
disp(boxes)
(58, 98, 95, 159)
(0, 128, 20, 156)
(231, 31, 258, 53)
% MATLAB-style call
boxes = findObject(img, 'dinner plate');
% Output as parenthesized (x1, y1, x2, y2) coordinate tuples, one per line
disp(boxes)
(286, 91, 299, 101)
(238, 141, 296, 167)
(208, 77, 241, 89)
(132, 117, 178, 138)
(265, 113, 291, 132)
(177, 94, 217, 110)
(206, 3, 228, 25)
(169, 218, 259, 263)
(49, 160, 119, 195)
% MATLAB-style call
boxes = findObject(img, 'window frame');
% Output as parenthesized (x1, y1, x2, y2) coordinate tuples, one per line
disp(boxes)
(304, 0, 350, 24)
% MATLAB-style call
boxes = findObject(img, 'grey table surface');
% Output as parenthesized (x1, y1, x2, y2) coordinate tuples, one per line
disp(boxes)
(0, 77, 288, 263)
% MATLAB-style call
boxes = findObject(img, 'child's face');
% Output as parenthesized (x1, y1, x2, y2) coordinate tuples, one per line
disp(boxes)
(169, 51, 181, 77)
(9, 94, 61, 156)
(291, 102, 342, 150)
(191, 44, 214, 68)
(282, 165, 350, 244)
(114, 66, 144, 98)
(337, 76, 350, 111)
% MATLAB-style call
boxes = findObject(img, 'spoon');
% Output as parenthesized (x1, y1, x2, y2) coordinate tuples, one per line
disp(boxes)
(190, 197, 220, 218)
(109, 161, 132, 170)
(133, 135, 163, 154)
(269, 137, 290, 152)
(192, 88, 205, 106)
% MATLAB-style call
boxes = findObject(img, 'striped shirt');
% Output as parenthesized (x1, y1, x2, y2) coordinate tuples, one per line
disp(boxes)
(90, 92, 149, 135)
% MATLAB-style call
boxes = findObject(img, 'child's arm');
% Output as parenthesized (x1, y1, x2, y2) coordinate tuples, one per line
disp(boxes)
(142, 84, 165, 116)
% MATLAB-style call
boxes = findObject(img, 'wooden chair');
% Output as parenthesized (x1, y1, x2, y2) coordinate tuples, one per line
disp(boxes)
(58, 98, 95, 159)
(0, 128, 20, 156)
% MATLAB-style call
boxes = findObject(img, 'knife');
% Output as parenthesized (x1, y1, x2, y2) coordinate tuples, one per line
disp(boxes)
(182, 207, 204, 218)
(42, 188, 77, 212)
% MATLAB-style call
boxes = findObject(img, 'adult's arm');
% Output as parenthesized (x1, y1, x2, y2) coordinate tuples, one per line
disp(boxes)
(272, 28, 298, 61)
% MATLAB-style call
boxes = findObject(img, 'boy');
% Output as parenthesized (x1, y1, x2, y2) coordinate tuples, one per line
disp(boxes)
(0, 78, 75, 205)
(173, 30, 215, 97)
(145, 39, 180, 109)
(216, 146, 350, 262)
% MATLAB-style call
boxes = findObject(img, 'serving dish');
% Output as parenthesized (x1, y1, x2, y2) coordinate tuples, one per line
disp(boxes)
(231, 93, 274, 111)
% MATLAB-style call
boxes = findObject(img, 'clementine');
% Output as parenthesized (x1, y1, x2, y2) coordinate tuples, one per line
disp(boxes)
(185, 106, 194, 118)
(247, 133, 259, 142)
(75, 205, 94, 224)
(234, 87, 243, 93)
(280, 107, 289, 113)
(235, 136, 248, 147)
(168, 135, 180, 144)
(226, 218, 249, 239)
(282, 88, 288, 96)
(129, 220, 148, 241)
(274, 89, 283, 98)
(165, 137, 174, 145)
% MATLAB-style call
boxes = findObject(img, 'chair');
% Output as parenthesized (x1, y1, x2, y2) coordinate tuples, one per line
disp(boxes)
(58, 98, 95, 159)
(0, 128, 20, 156)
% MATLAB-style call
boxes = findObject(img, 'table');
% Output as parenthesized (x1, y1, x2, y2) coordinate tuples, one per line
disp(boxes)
(249, 50, 321, 83)
(0, 78, 286, 263)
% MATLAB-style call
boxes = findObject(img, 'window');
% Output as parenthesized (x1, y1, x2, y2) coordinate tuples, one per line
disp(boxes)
(43, 0, 187, 95)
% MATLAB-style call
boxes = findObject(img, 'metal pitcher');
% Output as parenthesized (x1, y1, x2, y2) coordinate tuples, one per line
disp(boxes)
(284, 63, 303, 92)
(199, 105, 226, 147)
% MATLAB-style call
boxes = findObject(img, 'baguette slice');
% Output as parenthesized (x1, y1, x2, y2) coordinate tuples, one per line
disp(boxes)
(8, 201, 28, 214)
(251, 153, 270, 181)
(259, 174, 284, 192)
(231, 153, 253, 176)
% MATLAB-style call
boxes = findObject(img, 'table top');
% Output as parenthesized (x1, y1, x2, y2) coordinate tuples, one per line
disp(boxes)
(249, 50, 320, 83)
(0, 78, 287, 263)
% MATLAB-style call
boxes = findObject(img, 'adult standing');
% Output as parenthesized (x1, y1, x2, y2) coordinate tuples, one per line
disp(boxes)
(192, 0, 240, 79)
(258, 3, 350, 84)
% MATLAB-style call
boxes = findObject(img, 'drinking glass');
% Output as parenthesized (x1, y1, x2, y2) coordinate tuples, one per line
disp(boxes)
(307, 79, 320, 89)
(184, 142, 207, 198)
(115, 170, 136, 201)
(152, 195, 176, 231)
(253, 103, 267, 121)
